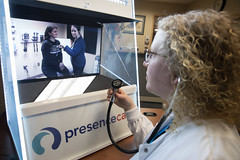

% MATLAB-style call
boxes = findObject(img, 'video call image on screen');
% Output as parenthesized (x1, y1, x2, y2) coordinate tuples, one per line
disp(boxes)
(11, 18, 102, 81)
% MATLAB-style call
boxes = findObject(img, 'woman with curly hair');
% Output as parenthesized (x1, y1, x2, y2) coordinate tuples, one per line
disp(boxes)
(107, 9, 240, 159)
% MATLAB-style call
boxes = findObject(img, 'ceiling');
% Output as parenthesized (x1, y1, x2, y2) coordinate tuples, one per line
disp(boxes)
(137, 0, 197, 5)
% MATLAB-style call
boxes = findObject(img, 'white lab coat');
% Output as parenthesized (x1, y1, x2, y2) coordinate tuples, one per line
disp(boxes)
(125, 107, 240, 160)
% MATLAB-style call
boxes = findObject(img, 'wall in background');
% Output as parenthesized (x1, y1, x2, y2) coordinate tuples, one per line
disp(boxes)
(188, 0, 240, 16)
(135, 1, 187, 54)
(135, 0, 240, 54)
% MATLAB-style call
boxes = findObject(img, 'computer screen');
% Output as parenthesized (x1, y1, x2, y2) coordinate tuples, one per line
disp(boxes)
(11, 17, 102, 82)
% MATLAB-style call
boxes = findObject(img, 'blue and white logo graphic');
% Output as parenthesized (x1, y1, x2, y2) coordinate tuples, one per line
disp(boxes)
(32, 127, 61, 155)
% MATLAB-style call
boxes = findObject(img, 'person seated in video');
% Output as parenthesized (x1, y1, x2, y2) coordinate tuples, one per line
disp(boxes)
(41, 25, 70, 78)
(107, 9, 240, 160)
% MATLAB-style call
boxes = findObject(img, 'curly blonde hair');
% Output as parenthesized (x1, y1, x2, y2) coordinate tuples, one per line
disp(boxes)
(158, 10, 240, 129)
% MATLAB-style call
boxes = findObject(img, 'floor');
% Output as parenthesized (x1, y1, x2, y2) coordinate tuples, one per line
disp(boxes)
(0, 113, 19, 160)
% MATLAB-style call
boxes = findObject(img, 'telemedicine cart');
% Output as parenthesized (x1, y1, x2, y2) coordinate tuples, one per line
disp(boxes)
(0, 0, 139, 159)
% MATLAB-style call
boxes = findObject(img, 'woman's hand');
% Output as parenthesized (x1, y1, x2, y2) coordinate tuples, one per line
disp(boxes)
(59, 62, 66, 70)
(107, 88, 136, 112)
(59, 45, 65, 49)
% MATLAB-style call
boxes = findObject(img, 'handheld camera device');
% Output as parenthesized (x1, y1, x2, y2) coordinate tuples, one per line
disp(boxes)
(110, 79, 123, 103)
(106, 79, 139, 154)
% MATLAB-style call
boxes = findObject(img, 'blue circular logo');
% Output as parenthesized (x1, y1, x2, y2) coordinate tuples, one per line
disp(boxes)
(32, 127, 61, 155)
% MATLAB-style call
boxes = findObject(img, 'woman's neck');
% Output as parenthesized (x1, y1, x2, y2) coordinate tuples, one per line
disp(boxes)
(49, 37, 55, 42)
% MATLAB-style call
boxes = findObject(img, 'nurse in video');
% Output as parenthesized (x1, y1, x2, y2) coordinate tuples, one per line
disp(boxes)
(61, 25, 86, 76)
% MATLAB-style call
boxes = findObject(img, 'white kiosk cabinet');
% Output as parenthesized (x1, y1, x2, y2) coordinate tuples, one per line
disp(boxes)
(21, 85, 136, 160)
(1, 0, 139, 159)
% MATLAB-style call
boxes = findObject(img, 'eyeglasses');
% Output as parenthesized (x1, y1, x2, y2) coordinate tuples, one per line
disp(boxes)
(144, 49, 158, 62)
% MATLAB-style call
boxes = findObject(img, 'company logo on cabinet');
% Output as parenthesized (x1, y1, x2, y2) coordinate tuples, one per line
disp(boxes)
(31, 112, 126, 155)
(32, 127, 61, 155)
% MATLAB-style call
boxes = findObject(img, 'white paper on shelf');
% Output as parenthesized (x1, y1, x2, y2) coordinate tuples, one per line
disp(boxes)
(63, 76, 96, 97)
(34, 79, 62, 102)
(34, 76, 96, 102)
(48, 78, 77, 99)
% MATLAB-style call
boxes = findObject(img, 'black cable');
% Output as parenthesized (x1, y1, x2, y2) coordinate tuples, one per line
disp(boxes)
(146, 109, 172, 143)
(106, 79, 172, 154)
(106, 101, 139, 154)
